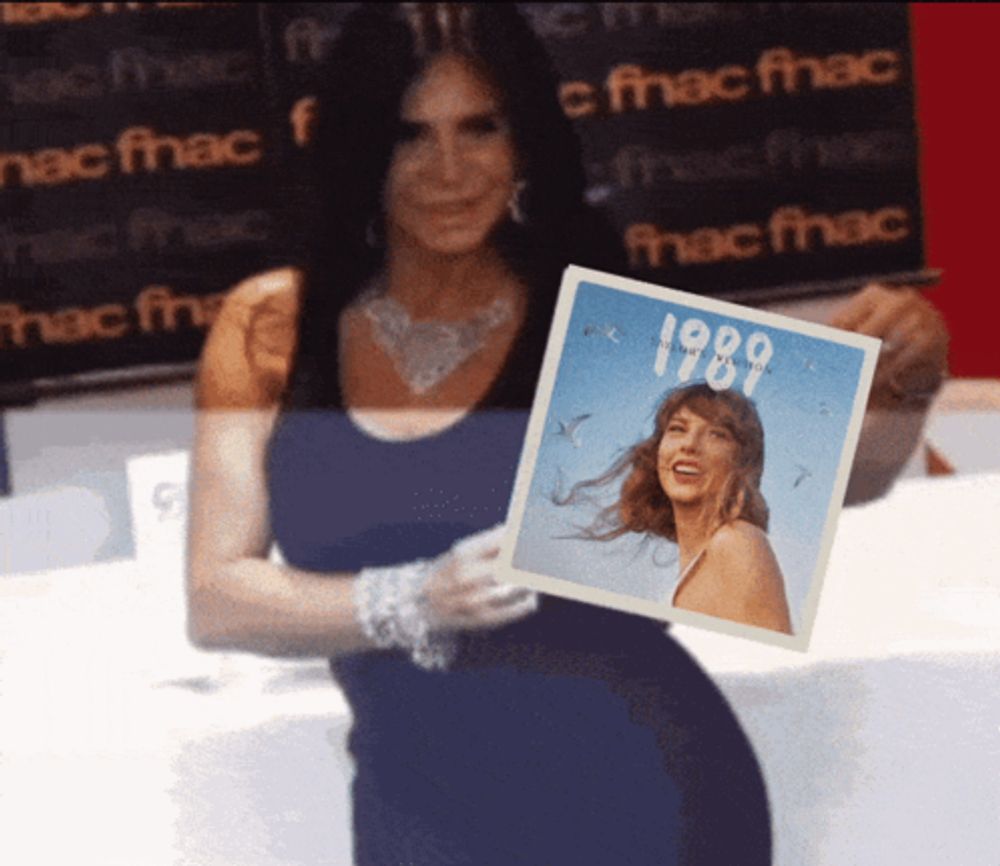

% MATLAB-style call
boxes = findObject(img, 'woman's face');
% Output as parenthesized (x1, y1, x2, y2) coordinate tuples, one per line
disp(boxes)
(656, 405, 740, 506)
(383, 52, 518, 258)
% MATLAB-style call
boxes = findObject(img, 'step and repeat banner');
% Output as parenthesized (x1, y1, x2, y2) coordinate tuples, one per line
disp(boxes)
(0, 2, 923, 392)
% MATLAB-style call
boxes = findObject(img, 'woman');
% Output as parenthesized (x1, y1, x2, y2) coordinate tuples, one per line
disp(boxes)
(186, 4, 943, 864)
(188, 6, 771, 863)
(565, 383, 793, 633)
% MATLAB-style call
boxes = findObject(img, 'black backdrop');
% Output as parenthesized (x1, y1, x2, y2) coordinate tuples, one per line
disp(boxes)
(0, 2, 923, 393)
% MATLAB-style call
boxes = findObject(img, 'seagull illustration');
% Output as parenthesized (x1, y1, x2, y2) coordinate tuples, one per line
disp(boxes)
(793, 464, 812, 489)
(555, 414, 592, 448)
(583, 323, 623, 343)
(795, 352, 817, 372)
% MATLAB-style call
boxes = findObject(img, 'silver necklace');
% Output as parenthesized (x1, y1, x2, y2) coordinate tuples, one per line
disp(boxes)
(361, 289, 513, 395)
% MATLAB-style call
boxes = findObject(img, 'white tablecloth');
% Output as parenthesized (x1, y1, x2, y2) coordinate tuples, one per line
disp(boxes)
(2, 469, 998, 865)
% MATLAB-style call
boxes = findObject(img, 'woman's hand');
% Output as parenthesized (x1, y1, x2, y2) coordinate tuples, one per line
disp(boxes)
(831, 283, 949, 408)
(422, 525, 538, 632)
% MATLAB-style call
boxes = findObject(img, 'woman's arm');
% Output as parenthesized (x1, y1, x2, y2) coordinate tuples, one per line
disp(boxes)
(830, 284, 949, 504)
(186, 270, 534, 658)
(186, 270, 375, 657)
(187, 412, 377, 657)
(679, 522, 793, 634)
(768, 283, 949, 505)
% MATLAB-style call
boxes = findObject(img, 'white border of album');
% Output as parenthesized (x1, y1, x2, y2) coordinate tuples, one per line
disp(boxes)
(498, 265, 880, 651)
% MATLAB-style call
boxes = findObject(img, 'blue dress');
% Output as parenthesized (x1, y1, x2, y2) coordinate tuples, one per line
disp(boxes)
(267, 407, 772, 865)
(266, 307, 772, 864)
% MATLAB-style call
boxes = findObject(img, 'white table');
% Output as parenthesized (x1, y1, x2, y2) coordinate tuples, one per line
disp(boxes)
(2, 469, 998, 865)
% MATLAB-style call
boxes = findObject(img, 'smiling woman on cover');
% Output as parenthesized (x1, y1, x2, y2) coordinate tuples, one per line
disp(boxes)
(570, 382, 793, 634)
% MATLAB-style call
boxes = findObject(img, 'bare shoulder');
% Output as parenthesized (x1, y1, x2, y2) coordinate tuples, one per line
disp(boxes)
(709, 520, 775, 564)
(224, 266, 301, 311)
(196, 267, 302, 410)
(705, 520, 784, 594)
(701, 520, 792, 633)
(215, 266, 301, 342)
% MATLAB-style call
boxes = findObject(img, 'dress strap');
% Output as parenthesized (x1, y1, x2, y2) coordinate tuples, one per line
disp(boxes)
(671, 543, 709, 606)
(678, 547, 707, 584)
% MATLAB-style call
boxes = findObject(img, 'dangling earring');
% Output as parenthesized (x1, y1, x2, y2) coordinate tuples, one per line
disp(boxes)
(507, 179, 528, 225)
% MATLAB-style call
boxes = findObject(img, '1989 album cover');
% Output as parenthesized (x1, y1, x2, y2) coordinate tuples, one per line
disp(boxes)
(501, 266, 880, 649)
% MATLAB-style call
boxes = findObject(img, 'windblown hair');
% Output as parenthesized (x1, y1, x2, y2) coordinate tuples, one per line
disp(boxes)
(279, 3, 624, 409)
(561, 383, 769, 543)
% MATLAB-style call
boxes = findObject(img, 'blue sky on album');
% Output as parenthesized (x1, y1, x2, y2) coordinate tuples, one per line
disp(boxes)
(513, 280, 867, 631)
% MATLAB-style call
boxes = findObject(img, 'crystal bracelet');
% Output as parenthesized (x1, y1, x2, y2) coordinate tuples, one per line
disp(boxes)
(354, 560, 456, 671)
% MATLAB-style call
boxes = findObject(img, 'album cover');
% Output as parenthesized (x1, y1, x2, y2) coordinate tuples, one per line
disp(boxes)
(501, 265, 880, 649)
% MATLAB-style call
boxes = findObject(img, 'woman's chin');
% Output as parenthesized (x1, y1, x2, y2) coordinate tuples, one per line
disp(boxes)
(665, 484, 727, 511)
(664, 487, 704, 506)
(413, 231, 492, 258)
(434, 237, 491, 257)
(394, 212, 504, 258)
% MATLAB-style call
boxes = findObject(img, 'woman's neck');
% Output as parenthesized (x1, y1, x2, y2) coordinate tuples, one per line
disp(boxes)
(673, 503, 721, 567)
(383, 240, 514, 318)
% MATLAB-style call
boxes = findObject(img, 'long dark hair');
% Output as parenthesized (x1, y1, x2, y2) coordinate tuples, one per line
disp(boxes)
(282, 3, 624, 409)
(559, 383, 769, 543)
